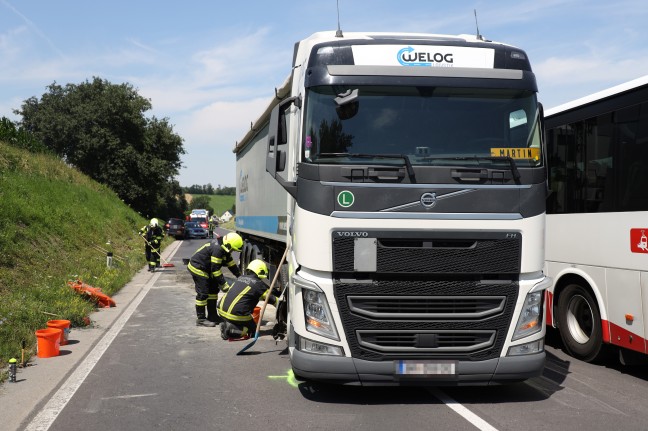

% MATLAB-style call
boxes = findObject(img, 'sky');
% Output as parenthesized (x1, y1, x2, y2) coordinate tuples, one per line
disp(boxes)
(2, 1, 648, 188)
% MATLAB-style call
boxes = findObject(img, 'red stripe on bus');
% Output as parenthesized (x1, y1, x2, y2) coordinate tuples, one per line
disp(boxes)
(608, 321, 647, 354)
(545, 290, 554, 327)
(601, 319, 610, 343)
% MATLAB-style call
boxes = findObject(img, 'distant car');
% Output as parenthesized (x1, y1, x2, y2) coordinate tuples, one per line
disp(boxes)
(165, 218, 185, 240)
(191, 217, 209, 230)
(184, 221, 209, 239)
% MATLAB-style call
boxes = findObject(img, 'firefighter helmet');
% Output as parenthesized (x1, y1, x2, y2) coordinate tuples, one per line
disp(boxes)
(222, 232, 243, 251)
(247, 259, 268, 279)
(150, 218, 159, 227)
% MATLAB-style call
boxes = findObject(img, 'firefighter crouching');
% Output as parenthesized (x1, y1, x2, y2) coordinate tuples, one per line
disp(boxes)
(218, 259, 278, 339)
(188, 232, 243, 327)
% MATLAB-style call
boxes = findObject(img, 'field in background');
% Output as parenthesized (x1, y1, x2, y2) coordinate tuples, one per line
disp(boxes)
(185, 194, 235, 219)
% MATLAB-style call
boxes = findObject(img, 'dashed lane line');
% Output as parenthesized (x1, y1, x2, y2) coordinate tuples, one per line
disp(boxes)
(428, 388, 500, 431)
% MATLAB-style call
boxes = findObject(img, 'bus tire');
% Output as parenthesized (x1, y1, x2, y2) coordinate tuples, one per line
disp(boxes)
(556, 283, 604, 362)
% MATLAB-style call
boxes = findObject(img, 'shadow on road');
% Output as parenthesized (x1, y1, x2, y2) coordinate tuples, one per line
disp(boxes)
(545, 327, 648, 381)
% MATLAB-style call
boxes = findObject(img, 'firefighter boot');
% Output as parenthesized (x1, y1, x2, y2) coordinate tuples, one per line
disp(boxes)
(206, 300, 221, 324)
(196, 305, 216, 327)
(221, 321, 245, 339)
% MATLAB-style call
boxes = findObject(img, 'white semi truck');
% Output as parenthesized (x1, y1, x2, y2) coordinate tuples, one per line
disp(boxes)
(234, 31, 551, 385)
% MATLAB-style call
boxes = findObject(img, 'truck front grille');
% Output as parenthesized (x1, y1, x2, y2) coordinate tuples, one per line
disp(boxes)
(347, 295, 505, 319)
(332, 231, 521, 275)
(357, 330, 495, 353)
(334, 279, 518, 361)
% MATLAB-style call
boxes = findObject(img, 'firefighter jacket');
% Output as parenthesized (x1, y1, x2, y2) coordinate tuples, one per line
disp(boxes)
(188, 239, 241, 286)
(217, 274, 278, 322)
(140, 225, 164, 247)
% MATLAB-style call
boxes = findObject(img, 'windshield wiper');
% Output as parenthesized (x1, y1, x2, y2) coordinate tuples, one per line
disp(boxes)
(425, 156, 521, 183)
(318, 153, 416, 183)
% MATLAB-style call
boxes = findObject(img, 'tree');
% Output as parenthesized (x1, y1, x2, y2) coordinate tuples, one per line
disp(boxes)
(15, 77, 186, 218)
(0, 116, 48, 153)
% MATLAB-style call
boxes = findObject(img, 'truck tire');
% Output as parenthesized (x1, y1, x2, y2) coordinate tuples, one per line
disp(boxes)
(239, 242, 250, 274)
(556, 283, 604, 362)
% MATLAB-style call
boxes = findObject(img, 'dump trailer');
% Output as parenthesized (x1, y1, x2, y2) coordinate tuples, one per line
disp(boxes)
(234, 31, 551, 385)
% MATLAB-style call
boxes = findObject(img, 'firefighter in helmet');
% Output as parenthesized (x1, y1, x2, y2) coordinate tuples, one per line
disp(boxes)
(139, 218, 164, 272)
(188, 232, 243, 327)
(218, 259, 278, 339)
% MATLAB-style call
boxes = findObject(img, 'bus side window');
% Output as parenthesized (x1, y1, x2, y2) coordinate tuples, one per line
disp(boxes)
(619, 102, 648, 210)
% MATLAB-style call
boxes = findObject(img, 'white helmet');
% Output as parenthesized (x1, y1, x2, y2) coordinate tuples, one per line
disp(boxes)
(150, 218, 158, 227)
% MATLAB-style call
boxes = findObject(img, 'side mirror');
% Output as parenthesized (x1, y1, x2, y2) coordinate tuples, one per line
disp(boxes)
(267, 95, 301, 175)
(266, 96, 299, 198)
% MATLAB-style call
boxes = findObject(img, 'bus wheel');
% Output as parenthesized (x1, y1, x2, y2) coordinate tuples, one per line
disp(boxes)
(556, 283, 604, 362)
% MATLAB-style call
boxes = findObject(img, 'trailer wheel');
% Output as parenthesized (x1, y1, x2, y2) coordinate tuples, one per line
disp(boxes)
(556, 283, 604, 362)
(239, 242, 250, 274)
(249, 244, 261, 262)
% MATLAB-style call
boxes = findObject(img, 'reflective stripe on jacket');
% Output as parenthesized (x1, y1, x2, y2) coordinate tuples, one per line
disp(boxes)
(188, 239, 240, 284)
(217, 274, 277, 321)
(140, 225, 164, 244)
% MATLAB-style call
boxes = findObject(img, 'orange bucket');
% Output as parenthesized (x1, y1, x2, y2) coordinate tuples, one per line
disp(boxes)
(47, 319, 71, 345)
(252, 306, 261, 324)
(36, 328, 62, 358)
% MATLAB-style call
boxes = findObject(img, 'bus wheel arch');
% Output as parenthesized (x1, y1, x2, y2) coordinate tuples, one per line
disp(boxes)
(554, 275, 606, 362)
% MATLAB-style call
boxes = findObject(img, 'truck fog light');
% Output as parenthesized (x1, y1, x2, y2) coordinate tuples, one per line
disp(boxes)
(508, 339, 544, 356)
(512, 291, 543, 341)
(293, 274, 339, 340)
(299, 336, 344, 356)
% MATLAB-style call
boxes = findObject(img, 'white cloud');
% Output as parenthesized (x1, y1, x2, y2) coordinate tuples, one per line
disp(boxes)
(175, 97, 271, 187)
(179, 97, 270, 148)
(535, 53, 648, 107)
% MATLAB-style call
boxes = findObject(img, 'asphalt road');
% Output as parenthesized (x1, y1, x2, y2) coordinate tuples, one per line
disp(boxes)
(5, 232, 648, 431)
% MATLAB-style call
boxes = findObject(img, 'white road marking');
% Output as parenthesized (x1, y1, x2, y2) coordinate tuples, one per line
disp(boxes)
(24, 244, 182, 431)
(428, 388, 500, 431)
(100, 393, 158, 400)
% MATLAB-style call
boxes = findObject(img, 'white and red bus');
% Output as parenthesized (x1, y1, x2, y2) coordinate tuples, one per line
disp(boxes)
(544, 75, 648, 363)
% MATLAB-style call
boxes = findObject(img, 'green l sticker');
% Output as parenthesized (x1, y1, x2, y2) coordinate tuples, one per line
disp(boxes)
(337, 190, 354, 208)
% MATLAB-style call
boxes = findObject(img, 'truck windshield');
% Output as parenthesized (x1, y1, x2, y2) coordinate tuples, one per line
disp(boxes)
(302, 85, 542, 168)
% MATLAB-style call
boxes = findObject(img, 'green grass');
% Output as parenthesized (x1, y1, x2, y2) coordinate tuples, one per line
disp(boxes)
(0, 141, 167, 380)
(220, 218, 235, 231)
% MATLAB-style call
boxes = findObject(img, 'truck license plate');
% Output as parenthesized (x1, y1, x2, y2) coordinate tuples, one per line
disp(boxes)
(395, 360, 456, 376)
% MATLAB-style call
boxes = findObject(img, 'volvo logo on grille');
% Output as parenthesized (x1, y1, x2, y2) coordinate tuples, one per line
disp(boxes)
(420, 192, 438, 208)
(336, 231, 369, 237)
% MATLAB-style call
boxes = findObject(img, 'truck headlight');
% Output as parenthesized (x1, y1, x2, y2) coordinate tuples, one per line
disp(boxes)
(512, 291, 543, 341)
(294, 274, 339, 340)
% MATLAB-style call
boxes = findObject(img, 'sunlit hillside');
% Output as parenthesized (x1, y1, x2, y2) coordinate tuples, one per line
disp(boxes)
(0, 141, 155, 379)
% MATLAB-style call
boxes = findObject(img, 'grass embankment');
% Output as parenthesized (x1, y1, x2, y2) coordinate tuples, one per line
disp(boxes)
(0, 141, 162, 380)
